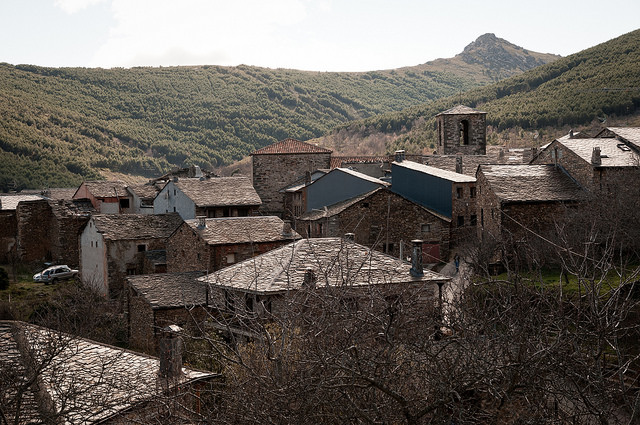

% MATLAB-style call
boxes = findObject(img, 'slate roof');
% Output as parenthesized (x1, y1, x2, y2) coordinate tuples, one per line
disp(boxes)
(393, 160, 477, 183)
(0, 320, 213, 424)
(200, 238, 450, 295)
(479, 164, 585, 203)
(556, 137, 640, 167)
(298, 188, 451, 223)
(330, 156, 389, 169)
(128, 183, 164, 201)
(0, 194, 45, 211)
(174, 177, 262, 207)
(601, 127, 640, 150)
(435, 105, 486, 116)
(20, 188, 77, 200)
(184, 216, 301, 245)
(92, 213, 183, 240)
(251, 138, 332, 155)
(76, 180, 129, 198)
(127, 271, 206, 309)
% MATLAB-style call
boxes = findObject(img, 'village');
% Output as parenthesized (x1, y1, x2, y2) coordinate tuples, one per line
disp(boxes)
(2, 105, 640, 422)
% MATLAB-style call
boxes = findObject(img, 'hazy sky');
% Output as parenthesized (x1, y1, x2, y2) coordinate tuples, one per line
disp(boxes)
(1, 0, 639, 72)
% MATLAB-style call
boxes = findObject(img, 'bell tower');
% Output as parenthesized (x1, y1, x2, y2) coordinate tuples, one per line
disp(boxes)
(436, 105, 486, 155)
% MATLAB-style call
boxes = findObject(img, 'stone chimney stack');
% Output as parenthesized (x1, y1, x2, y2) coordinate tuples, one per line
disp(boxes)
(455, 156, 463, 174)
(303, 267, 316, 288)
(569, 129, 574, 139)
(158, 325, 184, 383)
(394, 150, 405, 163)
(196, 216, 207, 229)
(282, 220, 293, 238)
(410, 240, 424, 278)
(304, 171, 311, 185)
(591, 147, 602, 165)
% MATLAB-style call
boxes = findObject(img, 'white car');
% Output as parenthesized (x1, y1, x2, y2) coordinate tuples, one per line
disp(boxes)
(33, 265, 78, 284)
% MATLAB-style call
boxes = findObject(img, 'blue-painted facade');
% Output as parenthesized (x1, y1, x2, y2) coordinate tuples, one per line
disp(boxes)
(306, 169, 385, 211)
(390, 163, 453, 218)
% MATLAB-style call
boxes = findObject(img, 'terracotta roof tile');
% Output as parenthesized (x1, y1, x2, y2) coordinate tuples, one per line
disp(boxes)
(175, 177, 262, 207)
(185, 216, 301, 245)
(479, 164, 585, 203)
(92, 213, 183, 240)
(200, 238, 449, 295)
(251, 138, 332, 155)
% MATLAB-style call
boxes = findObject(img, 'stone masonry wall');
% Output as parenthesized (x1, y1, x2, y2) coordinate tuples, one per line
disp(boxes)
(437, 113, 486, 156)
(167, 223, 210, 272)
(0, 212, 17, 264)
(16, 200, 54, 264)
(295, 189, 451, 261)
(253, 152, 331, 215)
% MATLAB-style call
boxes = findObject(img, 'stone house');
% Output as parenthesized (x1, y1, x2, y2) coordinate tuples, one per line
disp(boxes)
(251, 138, 332, 216)
(0, 320, 215, 424)
(475, 164, 585, 252)
(283, 167, 389, 220)
(168, 216, 301, 273)
(532, 130, 640, 194)
(391, 153, 477, 246)
(79, 213, 183, 297)
(281, 169, 327, 220)
(435, 105, 487, 156)
(199, 237, 450, 338)
(125, 271, 207, 354)
(73, 180, 132, 214)
(0, 194, 44, 263)
(127, 182, 165, 214)
(154, 177, 261, 220)
(296, 188, 451, 262)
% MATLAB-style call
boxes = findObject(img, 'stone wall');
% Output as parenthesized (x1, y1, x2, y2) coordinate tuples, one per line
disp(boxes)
(127, 283, 156, 353)
(295, 189, 451, 262)
(107, 239, 168, 297)
(436, 113, 486, 156)
(16, 200, 54, 264)
(252, 152, 331, 215)
(0, 212, 17, 264)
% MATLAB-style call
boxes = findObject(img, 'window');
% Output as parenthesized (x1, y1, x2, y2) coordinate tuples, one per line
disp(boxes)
(470, 215, 477, 226)
(119, 198, 130, 209)
(245, 295, 254, 312)
(438, 120, 442, 146)
(91, 241, 93, 248)
(460, 120, 470, 145)
(456, 187, 463, 199)
(457, 216, 465, 227)
(481, 209, 484, 227)
(421, 224, 431, 233)
(126, 267, 136, 275)
(362, 202, 370, 208)
(384, 243, 395, 253)
(226, 253, 235, 264)
(470, 187, 476, 198)
(137, 244, 146, 252)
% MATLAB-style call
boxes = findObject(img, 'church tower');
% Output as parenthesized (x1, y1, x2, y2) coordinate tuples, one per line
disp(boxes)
(435, 105, 487, 155)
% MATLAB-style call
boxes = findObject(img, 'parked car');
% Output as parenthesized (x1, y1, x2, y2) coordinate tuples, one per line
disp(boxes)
(33, 265, 78, 284)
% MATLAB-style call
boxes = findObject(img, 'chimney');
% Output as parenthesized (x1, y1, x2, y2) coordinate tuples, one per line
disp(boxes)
(196, 216, 207, 229)
(303, 267, 316, 288)
(282, 220, 293, 237)
(569, 129, 574, 139)
(591, 147, 602, 165)
(410, 240, 424, 277)
(304, 171, 311, 185)
(498, 148, 505, 159)
(394, 150, 405, 163)
(158, 325, 184, 383)
(344, 233, 355, 241)
(455, 156, 463, 174)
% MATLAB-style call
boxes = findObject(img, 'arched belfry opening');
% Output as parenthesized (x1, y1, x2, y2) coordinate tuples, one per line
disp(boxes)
(435, 105, 486, 155)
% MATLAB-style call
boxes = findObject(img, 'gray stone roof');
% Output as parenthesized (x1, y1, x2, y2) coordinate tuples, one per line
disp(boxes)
(556, 137, 640, 167)
(175, 177, 262, 207)
(127, 271, 206, 309)
(200, 238, 450, 295)
(479, 164, 585, 203)
(92, 213, 183, 241)
(393, 160, 477, 183)
(0, 194, 45, 211)
(184, 216, 301, 245)
(600, 127, 640, 151)
(0, 320, 213, 424)
(435, 105, 486, 116)
(128, 183, 164, 201)
(77, 180, 129, 198)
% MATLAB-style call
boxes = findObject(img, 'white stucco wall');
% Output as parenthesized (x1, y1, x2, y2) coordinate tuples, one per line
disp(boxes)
(79, 219, 108, 296)
(153, 181, 196, 220)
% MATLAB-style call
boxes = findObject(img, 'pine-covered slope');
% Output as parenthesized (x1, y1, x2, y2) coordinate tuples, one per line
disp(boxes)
(0, 34, 557, 190)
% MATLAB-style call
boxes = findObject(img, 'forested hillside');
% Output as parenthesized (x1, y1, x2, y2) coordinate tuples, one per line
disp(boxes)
(319, 29, 640, 154)
(0, 34, 556, 191)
